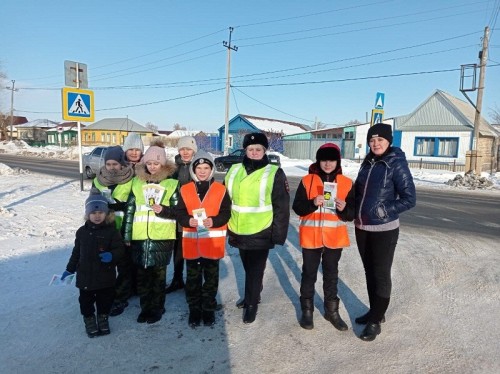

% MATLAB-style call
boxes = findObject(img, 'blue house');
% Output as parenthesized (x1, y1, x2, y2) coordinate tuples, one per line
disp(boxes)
(217, 114, 310, 152)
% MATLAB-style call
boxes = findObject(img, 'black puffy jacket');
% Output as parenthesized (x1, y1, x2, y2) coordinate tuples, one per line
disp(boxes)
(354, 147, 416, 227)
(66, 219, 124, 291)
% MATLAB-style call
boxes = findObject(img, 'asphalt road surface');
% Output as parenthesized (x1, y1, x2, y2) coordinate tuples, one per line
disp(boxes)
(1, 154, 499, 239)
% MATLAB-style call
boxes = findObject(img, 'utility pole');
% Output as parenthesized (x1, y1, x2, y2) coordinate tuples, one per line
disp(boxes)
(223, 27, 237, 155)
(472, 26, 489, 173)
(6, 80, 17, 141)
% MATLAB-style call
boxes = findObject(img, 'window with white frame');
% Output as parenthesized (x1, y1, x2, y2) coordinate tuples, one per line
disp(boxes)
(415, 137, 458, 157)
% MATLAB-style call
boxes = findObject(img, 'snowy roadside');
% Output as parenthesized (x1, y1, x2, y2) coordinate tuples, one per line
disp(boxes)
(0, 167, 499, 373)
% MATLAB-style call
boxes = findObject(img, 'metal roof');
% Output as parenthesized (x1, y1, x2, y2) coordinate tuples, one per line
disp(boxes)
(394, 90, 497, 136)
(84, 118, 153, 132)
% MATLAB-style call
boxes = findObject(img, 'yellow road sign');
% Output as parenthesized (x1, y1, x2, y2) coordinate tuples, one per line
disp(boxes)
(61, 87, 94, 122)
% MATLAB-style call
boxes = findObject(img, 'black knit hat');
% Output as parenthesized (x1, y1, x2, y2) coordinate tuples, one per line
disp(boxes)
(104, 146, 127, 166)
(367, 123, 393, 144)
(316, 143, 341, 162)
(243, 132, 269, 149)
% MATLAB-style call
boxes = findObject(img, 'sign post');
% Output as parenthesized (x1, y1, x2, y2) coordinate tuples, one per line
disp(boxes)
(63, 61, 91, 191)
(370, 92, 385, 126)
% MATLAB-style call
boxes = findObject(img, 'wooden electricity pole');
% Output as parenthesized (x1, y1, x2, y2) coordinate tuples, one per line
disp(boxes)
(472, 26, 489, 173)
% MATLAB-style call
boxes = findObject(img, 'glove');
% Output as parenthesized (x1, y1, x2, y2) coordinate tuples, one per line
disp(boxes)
(99, 252, 113, 263)
(61, 270, 73, 281)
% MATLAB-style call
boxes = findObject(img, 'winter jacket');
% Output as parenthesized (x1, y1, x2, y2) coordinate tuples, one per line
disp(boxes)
(172, 153, 194, 232)
(293, 167, 354, 249)
(66, 219, 124, 291)
(354, 147, 416, 229)
(122, 161, 179, 267)
(225, 155, 290, 250)
(177, 178, 231, 259)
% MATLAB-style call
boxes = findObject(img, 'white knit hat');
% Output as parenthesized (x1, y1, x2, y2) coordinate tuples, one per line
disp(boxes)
(177, 136, 198, 153)
(123, 133, 144, 152)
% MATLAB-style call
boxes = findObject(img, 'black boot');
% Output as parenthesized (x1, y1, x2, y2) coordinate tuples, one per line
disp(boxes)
(97, 314, 110, 335)
(360, 322, 381, 341)
(243, 304, 258, 324)
(299, 297, 314, 330)
(324, 298, 348, 331)
(355, 311, 386, 324)
(188, 309, 202, 328)
(83, 314, 99, 338)
(110, 301, 129, 317)
(202, 310, 215, 326)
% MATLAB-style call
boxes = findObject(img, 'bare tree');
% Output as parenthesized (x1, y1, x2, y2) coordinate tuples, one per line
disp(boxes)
(490, 106, 500, 124)
(144, 122, 158, 133)
(173, 123, 187, 131)
(344, 119, 361, 126)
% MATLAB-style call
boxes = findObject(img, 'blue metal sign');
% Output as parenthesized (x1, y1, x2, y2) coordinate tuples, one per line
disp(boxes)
(375, 92, 385, 109)
(62, 87, 94, 122)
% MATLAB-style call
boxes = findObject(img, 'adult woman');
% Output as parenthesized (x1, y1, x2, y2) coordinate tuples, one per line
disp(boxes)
(225, 132, 290, 324)
(354, 123, 416, 341)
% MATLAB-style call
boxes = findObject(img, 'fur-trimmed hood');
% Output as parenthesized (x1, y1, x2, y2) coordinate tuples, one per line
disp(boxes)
(134, 159, 177, 183)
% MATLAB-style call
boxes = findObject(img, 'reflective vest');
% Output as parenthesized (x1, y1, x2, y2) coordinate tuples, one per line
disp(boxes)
(298, 174, 352, 249)
(225, 164, 278, 235)
(180, 181, 227, 260)
(130, 178, 178, 241)
(93, 178, 133, 229)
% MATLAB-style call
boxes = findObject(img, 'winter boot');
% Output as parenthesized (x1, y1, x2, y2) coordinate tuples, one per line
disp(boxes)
(83, 315, 99, 338)
(299, 297, 314, 330)
(110, 301, 128, 317)
(324, 298, 348, 331)
(188, 309, 202, 328)
(360, 322, 381, 341)
(202, 310, 216, 326)
(97, 314, 110, 335)
(243, 304, 258, 324)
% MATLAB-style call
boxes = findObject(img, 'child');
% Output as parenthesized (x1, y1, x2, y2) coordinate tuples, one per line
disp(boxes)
(166, 135, 198, 294)
(61, 192, 124, 338)
(122, 140, 178, 324)
(292, 143, 354, 331)
(123, 133, 144, 166)
(92, 146, 135, 317)
(176, 150, 231, 327)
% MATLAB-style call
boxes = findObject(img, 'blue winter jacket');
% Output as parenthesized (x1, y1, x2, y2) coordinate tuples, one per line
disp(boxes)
(354, 147, 416, 227)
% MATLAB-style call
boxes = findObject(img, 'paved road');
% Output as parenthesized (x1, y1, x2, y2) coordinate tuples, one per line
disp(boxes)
(1, 154, 499, 238)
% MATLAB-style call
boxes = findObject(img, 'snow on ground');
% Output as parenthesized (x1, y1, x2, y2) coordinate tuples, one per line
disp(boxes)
(0, 141, 499, 373)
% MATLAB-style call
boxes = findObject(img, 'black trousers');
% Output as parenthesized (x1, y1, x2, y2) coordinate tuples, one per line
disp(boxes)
(355, 227, 398, 321)
(239, 248, 269, 306)
(136, 265, 167, 314)
(185, 258, 220, 312)
(113, 247, 137, 303)
(79, 287, 115, 317)
(171, 233, 185, 281)
(300, 247, 342, 302)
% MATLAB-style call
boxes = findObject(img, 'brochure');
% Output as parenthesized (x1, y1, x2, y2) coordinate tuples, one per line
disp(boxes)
(101, 188, 115, 204)
(192, 208, 209, 235)
(49, 273, 75, 286)
(142, 184, 166, 209)
(323, 182, 337, 211)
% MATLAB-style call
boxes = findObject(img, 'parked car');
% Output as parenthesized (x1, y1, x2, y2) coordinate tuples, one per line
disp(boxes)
(213, 149, 281, 172)
(82, 146, 110, 179)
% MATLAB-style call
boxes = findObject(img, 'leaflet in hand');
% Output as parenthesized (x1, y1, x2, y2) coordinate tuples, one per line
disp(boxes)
(49, 273, 75, 286)
(142, 184, 166, 209)
(323, 182, 337, 211)
(192, 208, 209, 235)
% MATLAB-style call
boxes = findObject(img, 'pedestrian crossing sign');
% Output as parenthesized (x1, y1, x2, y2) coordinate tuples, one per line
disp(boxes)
(371, 109, 384, 125)
(62, 87, 94, 122)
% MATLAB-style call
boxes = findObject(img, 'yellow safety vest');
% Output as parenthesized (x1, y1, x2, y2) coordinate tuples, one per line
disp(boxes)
(225, 163, 277, 235)
(130, 178, 178, 241)
(93, 178, 133, 229)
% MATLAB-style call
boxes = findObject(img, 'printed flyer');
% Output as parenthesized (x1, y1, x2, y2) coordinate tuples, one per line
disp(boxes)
(323, 182, 337, 211)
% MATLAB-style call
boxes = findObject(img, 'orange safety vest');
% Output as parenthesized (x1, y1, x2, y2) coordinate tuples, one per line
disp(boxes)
(180, 181, 227, 260)
(298, 174, 352, 250)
